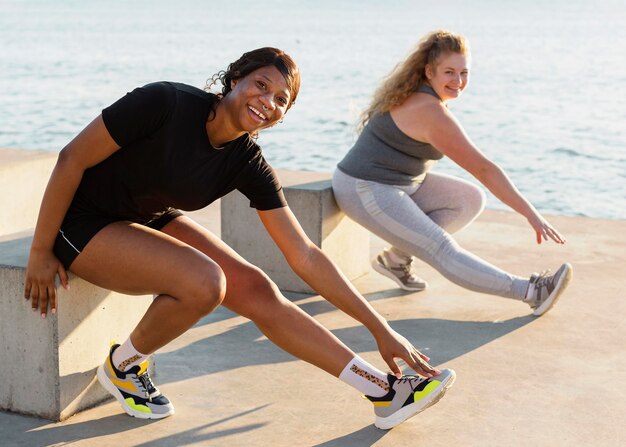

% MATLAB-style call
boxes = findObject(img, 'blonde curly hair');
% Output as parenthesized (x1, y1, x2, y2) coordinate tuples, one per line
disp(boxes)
(359, 30, 469, 130)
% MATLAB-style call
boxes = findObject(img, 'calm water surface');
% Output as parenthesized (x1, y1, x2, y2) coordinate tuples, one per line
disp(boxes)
(1, 0, 625, 219)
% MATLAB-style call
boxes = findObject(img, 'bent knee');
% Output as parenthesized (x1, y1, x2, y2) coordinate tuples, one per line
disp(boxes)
(184, 261, 226, 316)
(458, 183, 485, 215)
(448, 184, 485, 232)
(223, 265, 282, 318)
(471, 185, 486, 212)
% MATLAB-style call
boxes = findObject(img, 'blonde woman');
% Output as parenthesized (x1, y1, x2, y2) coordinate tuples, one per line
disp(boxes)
(332, 30, 572, 315)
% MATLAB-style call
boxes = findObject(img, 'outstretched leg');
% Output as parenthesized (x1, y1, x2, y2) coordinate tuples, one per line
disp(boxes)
(332, 169, 529, 299)
(161, 215, 456, 429)
(72, 215, 453, 425)
(160, 215, 355, 376)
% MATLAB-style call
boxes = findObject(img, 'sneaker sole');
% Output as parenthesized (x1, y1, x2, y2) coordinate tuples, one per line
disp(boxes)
(96, 364, 174, 419)
(371, 259, 427, 292)
(533, 263, 573, 316)
(374, 370, 456, 430)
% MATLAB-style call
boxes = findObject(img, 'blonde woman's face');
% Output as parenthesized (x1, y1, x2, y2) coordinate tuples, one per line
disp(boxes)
(425, 52, 470, 102)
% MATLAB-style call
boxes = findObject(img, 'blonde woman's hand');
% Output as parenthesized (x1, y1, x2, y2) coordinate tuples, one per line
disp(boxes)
(527, 214, 567, 245)
(375, 326, 441, 379)
(24, 248, 69, 318)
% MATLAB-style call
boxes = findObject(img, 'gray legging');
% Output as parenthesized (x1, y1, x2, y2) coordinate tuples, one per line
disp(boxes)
(332, 169, 528, 299)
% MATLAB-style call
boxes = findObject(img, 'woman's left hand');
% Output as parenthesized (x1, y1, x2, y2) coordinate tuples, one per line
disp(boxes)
(527, 214, 567, 245)
(375, 325, 441, 379)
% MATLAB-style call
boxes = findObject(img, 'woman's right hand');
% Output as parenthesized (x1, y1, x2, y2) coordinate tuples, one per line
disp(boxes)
(374, 324, 441, 379)
(526, 213, 567, 245)
(24, 248, 69, 318)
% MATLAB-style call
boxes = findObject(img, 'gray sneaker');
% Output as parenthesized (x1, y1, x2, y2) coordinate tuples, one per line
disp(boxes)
(524, 263, 573, 316)
(366, 369, 456, 429)
(372, 249, 427, 291)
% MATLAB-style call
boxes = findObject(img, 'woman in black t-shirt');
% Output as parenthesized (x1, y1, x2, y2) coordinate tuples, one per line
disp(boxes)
(24, 47, 454, 429)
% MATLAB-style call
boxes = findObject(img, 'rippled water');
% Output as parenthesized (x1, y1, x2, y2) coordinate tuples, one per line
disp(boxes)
(1, 0, 625, 219)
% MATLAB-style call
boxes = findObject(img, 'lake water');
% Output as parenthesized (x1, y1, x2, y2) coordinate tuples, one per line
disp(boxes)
(1, 0, 625, 219)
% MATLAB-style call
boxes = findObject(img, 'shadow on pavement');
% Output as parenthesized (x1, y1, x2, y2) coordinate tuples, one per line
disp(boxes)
(4, 405, 270, 447)
(1, 413, 159, 447)
(134, 405, 270, 447)
(312, 424, 388, 447)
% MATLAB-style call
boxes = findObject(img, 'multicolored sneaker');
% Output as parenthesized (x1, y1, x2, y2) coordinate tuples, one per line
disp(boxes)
(372, 249, 428, 291)
(96, 344, 174, 419)
(524, 263, 573, 316)
(366, 369, 456, 429)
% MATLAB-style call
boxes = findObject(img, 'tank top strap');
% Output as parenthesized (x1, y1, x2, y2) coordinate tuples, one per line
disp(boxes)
(416, 84, 441, 101)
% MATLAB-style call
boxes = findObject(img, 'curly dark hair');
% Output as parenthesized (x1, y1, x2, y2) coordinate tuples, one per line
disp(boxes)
(206, 47, 300, 121)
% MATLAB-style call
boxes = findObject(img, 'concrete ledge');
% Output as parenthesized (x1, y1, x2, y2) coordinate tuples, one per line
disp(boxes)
(221, 177, 370, 293)
(0, 234, 154, 421)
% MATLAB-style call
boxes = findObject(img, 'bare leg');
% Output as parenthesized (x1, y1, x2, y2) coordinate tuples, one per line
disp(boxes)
(73, 216, 356, 376)
(70, 221, 226, 354)
(161, 215, 355, 377)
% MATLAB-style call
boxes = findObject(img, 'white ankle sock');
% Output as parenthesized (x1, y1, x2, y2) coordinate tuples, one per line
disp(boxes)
(339, 356, 390, 397)
(112, 337, 148, 372)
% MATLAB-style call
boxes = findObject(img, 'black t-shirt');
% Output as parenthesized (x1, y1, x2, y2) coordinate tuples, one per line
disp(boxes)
(71, 81, 287, 223)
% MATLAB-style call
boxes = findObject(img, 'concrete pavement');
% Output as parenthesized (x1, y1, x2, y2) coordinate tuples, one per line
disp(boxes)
(1, 170, 624, 446)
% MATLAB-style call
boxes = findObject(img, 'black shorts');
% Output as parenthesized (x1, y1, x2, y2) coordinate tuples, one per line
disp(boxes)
(53, 207, 183, 269)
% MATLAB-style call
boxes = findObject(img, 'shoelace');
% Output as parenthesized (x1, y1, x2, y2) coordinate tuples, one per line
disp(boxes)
(533, 269, 552, 287)
(528, 269, 553, 305)
(136, 372, 157, 402)
(400, 260, 420, 279)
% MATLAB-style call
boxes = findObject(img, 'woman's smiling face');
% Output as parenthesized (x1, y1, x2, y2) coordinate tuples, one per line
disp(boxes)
(228, 65, 291, 133)
(426, 52, 470, 102)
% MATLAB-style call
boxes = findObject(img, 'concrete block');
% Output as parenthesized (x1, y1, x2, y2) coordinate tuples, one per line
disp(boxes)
(0, 148, 57, 235)
(0, 234, 153, 421)
(221, 178, 370, 293)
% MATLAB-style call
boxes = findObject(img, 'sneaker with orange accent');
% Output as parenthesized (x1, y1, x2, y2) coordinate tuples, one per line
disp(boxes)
(366, 369, 455, 429)
(96, 343, 174, 419)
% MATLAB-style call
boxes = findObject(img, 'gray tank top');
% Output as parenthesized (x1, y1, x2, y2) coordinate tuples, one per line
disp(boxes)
(337, 85, 444, 186)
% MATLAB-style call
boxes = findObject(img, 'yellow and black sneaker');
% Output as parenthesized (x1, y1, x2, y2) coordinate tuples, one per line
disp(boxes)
(366, 369, 455, 429)
(96, 344, 175, 419)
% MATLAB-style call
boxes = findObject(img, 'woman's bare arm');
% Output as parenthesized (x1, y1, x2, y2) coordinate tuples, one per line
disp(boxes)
(25, 115, 121, 317)
(422, 105, 566, 244)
